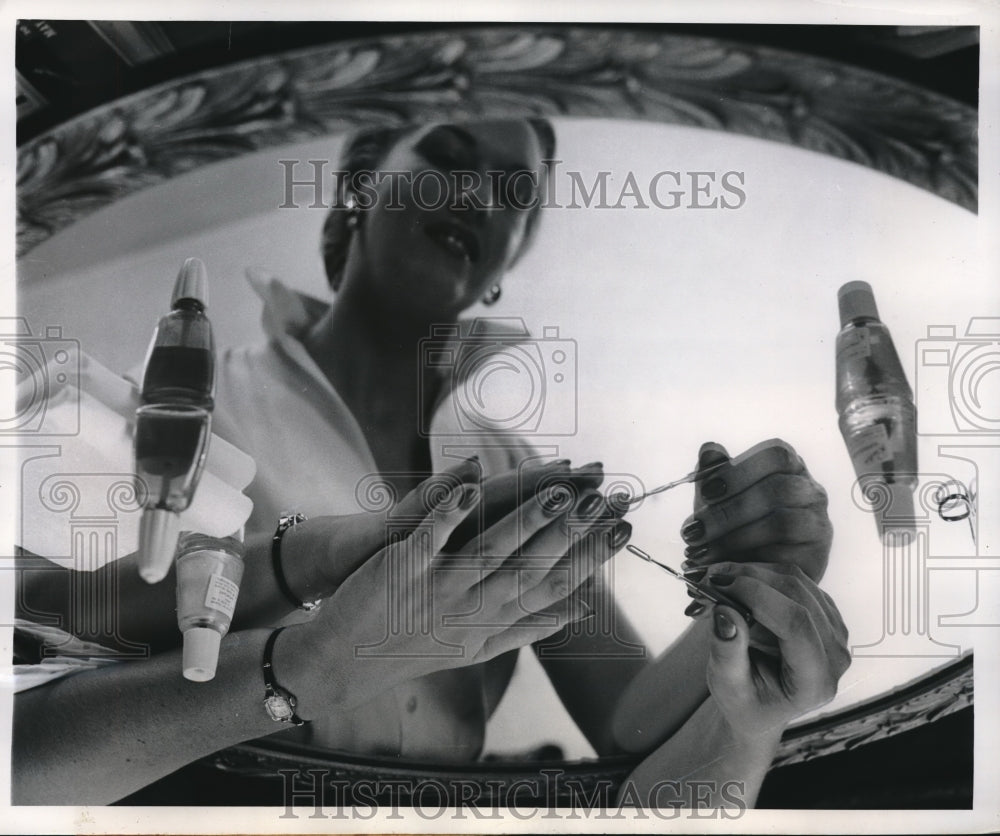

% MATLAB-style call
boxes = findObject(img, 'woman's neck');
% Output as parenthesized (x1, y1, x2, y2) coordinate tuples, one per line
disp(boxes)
(301, 281, 452, 469)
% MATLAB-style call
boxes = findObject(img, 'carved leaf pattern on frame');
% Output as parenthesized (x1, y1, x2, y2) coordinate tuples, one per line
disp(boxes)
(16, 27, 977, 257)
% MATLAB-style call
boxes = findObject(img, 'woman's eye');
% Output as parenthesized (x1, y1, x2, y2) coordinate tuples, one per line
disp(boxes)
(506, 173, 538, 209)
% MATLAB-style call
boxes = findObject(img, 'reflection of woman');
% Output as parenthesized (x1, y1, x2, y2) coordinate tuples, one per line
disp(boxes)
(14, 119, 849, 808)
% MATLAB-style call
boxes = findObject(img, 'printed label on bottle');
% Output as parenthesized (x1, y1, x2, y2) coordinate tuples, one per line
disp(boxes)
(837, 328, 872, 364)
(847, 422, 892, 468)
(204, 573, 239, 619)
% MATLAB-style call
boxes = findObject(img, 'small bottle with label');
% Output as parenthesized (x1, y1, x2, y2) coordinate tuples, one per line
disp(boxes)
(175, 532, 245, 682)
(835, 281, 918, 537)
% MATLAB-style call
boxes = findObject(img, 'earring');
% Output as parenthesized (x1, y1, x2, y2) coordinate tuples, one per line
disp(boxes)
(345, 195, 360, 231)
(482, 284, 502, 306)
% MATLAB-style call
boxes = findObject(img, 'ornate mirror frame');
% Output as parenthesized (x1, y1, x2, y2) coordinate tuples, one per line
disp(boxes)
(15, 25, 977, 804)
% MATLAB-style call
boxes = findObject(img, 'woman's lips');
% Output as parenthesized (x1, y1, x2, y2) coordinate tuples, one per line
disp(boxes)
(425, 221, 480, 264)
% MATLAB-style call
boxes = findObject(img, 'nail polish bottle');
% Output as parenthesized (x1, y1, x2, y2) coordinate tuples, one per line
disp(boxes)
(835, 281, 917, 537)
(140, 258, 215, 408)
(134, 258, 216, 582)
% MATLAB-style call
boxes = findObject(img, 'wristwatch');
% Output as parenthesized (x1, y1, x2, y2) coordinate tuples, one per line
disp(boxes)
(262, 627, 306, 726)
(272, 511, 322, 612)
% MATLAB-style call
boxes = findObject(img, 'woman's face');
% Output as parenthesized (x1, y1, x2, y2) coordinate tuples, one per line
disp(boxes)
(347, 120, 545, 319)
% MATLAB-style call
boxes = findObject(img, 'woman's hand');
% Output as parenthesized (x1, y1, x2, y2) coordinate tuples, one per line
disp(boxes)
(679, 440, 833, 583)
(704, 562, 851, 741)
(285, 470, 626, 719)
(279, 457, 605, 607)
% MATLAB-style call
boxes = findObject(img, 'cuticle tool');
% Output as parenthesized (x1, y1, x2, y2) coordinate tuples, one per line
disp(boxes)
(626, 544, 755, 625)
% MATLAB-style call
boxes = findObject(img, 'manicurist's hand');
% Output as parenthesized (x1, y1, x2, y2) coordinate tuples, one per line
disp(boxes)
(704, 562, 851, 741)
(679, 439, 833, 585)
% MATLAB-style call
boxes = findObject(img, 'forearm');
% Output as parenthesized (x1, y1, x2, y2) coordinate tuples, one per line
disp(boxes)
(13, 628, 286, 805)
(619, 696, 782, 810)
(16, 514, 382, 652)
(610, 619, 713, 753)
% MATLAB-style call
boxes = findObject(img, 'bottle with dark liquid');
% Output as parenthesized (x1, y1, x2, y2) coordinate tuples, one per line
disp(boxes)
(140, 258, 215, 408)
(135, 258, 216, 582)
(835, 281, 918, 538)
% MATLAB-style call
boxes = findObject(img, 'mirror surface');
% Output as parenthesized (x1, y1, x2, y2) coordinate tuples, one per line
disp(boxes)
(18, 113, 992, 763)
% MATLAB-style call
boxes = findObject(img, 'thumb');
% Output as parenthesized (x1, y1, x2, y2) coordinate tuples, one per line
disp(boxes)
(707, 605, 751, 698)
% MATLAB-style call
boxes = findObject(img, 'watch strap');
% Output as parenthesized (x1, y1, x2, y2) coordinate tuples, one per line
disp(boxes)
(262, 627, 306, 726)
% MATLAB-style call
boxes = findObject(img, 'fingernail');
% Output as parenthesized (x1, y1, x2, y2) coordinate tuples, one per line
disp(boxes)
(541, 485, 572, 516)
(709, 573, 735, 587)
(683, 567, 708, 583)
(685, 601, 707, 618)
(544, 458, 571, 469)
(684, 544, 710, 561)
(610, 520, 632, 550)
(459, 484, 480, 511)
(699, 444, 727, 468)
(714, 609, 738, 640)
(701, 477, 727, 500)
(681, 519, 705, 542)
(609, 492, 632, 515)
(572, 599, 592, 619)
(574, 493, 604, 517)
(574, 461, 603, 474)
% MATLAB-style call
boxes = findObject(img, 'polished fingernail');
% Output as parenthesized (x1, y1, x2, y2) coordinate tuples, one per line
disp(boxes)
(709, 573, 735, 587)
(545, 458, 571, 469)
(574, 461, 603, 473)
(681, 519, 705, 542)
(684, 544, 710, 560)
(574, 493, 604, 517)
(683, 567, 708, 583)
(609, 492, 632, 515)
(541, 485, 572, 516)
(610, 520, 632, 550)
(685, 601, 707, 618)
(701, 477, 727, 500)
(714, 609, 738, 640)
(459, 485, 480, 511)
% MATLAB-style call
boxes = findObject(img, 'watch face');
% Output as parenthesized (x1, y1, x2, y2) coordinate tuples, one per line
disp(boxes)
(264, 694, 294, 722)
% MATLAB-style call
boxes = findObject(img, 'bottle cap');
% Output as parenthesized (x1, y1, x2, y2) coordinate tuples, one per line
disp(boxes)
(138, 508, 180, 584)
(172, 258, 209, 309)
(838, 281, 880, 327)
(182, 627, 222, 682)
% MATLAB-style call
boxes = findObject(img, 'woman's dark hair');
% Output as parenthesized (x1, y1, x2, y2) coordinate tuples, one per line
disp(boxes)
(321, 119, 557, 290)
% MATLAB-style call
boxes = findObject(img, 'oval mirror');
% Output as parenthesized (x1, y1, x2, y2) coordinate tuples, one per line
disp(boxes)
(13, 22, 985, 810)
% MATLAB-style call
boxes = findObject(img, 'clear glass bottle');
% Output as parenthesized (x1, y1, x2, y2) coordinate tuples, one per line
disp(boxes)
(175, 532, 245, 682)
(835, 281, 917, 536)
(134, 404, 210, 583)
(140, 257, 215, 409)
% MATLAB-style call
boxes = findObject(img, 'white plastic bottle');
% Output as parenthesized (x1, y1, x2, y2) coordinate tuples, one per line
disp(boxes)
(175, 532, 245, 682)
